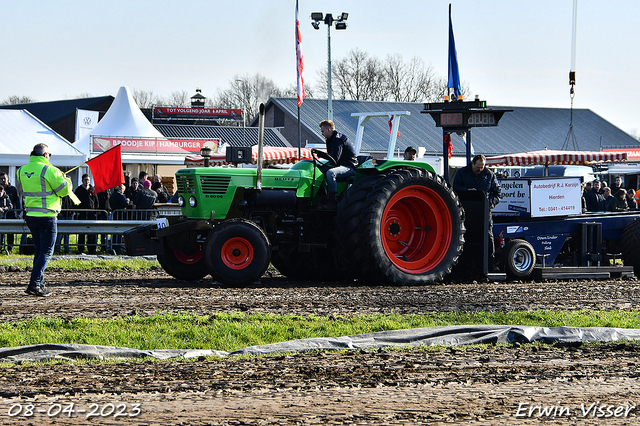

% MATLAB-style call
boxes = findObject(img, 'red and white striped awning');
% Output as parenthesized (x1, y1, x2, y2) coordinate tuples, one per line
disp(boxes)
(185, 147, 313, 167)
(485, 150, 628, 167)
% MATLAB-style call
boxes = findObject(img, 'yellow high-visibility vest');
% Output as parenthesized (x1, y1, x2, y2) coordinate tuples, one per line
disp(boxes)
(17, 156, 72, 217)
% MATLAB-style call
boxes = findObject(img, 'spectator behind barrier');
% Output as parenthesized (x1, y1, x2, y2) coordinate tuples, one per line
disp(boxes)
(0, 171, 21, 252)
(152, 174, 171, 203)
(74, 173, 98, 254)
(132, 179, 157, 220)
(627, 188, 638, 210)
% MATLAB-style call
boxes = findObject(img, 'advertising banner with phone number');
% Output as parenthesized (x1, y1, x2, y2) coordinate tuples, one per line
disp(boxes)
(495, 177, 582, 218)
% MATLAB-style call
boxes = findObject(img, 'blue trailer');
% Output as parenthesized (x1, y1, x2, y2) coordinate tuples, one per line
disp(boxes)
(493, 212, 640, 280)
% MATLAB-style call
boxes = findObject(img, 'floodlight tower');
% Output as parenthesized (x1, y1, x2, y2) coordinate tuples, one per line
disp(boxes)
(311, 12, 348, 121)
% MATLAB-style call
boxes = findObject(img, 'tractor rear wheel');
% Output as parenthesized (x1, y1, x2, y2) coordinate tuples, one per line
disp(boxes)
(157, 245, 208, 281)
(358, 169, 465, 285)
(621, 217, 640, 274)
(334, 174, 386, 280)
(271, 245, 345, 282)
(204, 219, 271, 287)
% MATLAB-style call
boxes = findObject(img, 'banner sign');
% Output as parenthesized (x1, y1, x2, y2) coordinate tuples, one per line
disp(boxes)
(603, 148, 640, 160)
(529, 177, 582, 217)
(493, 179, 531, 217)
(75, 109, 99, 142)
(494, 177, 582, 218)
(91, 136, 221, 155)
(153, 106, 242, 121)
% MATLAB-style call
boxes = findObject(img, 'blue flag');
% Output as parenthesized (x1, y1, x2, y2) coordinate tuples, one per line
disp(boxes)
(447, 4, 462, 100)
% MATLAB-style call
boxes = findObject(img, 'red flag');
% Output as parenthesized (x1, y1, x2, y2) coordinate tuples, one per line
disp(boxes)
(295, 0, 305, 107)
(86, 144, 125, 193)
(444, 133, 453, 158)
(388, 115, 400, 137)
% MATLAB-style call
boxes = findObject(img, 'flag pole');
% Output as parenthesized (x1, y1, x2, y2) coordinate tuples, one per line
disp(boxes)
(295, 0, 304, 160)
(297, 106, 301, 160)
(65, 162, 87, 175)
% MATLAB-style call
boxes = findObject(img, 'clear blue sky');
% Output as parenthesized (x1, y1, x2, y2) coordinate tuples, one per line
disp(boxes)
(2, 0, 638, 137)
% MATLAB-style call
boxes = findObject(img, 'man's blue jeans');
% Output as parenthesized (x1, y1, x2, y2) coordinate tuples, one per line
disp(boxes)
(24, 215, 57, 288)
(322, 165, 356, 193)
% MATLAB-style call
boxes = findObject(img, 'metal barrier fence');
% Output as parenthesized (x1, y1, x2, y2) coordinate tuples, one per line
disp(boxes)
(0, 205, 182, 255)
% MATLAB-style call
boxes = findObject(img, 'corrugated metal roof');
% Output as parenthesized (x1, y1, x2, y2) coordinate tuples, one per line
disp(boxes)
(264, 98, 638, 156)
(154, 124, 289, 147)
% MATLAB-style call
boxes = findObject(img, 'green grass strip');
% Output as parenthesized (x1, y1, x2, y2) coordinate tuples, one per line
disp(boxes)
(1, 310, 639, 353)
(0, 256, 159, 271)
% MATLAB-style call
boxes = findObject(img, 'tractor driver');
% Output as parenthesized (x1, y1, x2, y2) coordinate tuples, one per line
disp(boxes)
(315, 120, 358, 210)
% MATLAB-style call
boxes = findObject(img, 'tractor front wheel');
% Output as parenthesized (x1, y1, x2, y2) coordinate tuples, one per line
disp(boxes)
(157, 245, 208, 281)
(204, 219, 271, 287)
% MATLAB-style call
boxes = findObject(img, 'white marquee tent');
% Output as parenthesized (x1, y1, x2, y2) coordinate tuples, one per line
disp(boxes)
(74, 86, 187, 165)
(0, 109, 85, 182)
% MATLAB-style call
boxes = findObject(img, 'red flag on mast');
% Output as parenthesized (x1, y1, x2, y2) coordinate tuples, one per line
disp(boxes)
(444, 133, 453, 158)
(86, 144, 125, 193)
(295, 0, 305, 107)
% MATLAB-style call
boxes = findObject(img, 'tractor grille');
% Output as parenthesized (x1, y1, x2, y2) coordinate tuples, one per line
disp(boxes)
(176, 175, 231, 195)
(199, 176, 231, 195)
(176, 175, 196, 194)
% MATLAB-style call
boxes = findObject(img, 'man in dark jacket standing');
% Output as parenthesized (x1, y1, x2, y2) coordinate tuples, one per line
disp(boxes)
(585, 180, 606, 212)
(318, 120, 358, 209)
(0, 172, 21, 251)
(132, 180, 157, 220)
(452, 154, 502, 270)
(74, 174, 98, 254)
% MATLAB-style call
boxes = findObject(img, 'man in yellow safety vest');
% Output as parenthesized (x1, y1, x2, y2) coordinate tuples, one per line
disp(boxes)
(17, 143, 73, 297)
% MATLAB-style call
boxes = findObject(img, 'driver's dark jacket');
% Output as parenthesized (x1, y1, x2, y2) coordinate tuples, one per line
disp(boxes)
(326, 130, 358, 168)
(452, 164, 501, 207)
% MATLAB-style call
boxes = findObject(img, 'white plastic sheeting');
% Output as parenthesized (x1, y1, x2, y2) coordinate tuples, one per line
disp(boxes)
(3, 325, 640, 363)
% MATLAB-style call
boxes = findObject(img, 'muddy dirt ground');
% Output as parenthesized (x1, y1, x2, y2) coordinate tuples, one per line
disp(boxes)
(1, 266, 640, 425)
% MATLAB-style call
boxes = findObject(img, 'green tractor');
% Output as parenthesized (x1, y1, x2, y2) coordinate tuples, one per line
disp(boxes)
(125, 150, 465, 286)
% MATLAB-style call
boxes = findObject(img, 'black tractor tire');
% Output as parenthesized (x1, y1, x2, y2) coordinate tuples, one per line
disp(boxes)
(621, 217, 640, 273)
(270, 244, 345, 282)
(501, 239, 536, 279)
(157, 245, 209, 281)
(358, 168, 465, 285)
(334, 174, 386, 280)
(204, 219, 271, 287)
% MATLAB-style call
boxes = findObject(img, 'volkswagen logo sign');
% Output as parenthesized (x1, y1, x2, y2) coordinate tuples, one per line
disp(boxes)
(83, 117, 92, 126)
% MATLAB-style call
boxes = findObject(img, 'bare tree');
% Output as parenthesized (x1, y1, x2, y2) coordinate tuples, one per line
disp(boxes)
(1, 95, 36, 105)
(315, 50, 469, 104)
(73, 92, 94, 99)
(131, 89, 162, 109)
(166, 90, 191, 107)
(318, 49, 386, 101)
(385, 55, 442, 102)
(213, 74, 287, 125)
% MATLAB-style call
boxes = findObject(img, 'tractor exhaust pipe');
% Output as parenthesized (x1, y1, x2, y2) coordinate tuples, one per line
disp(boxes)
(256, 103, 265, 191)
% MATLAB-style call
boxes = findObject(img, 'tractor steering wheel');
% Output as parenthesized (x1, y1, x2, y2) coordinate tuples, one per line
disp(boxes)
(311, 148, 337, 166)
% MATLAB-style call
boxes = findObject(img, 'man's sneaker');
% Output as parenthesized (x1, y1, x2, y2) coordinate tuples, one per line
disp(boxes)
(25, 286, 52, 297)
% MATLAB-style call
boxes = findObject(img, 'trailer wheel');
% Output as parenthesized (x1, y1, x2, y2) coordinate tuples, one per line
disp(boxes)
(204, 219, 271, 287)
(621, 217, 640, 273)
(157, 245, 208, 281)
(501, 239, 536, 279)
(359, 168, 465, 285)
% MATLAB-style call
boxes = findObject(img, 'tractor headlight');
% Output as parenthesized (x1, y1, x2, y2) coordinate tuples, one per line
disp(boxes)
(189, 196, 197, 207)
(178, 196, 185, 207)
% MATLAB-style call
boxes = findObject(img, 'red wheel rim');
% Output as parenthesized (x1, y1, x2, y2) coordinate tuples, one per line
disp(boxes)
(174, 245, 203, 264)
(380, 185, 452, 273)
(221, 237, 254, 270)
